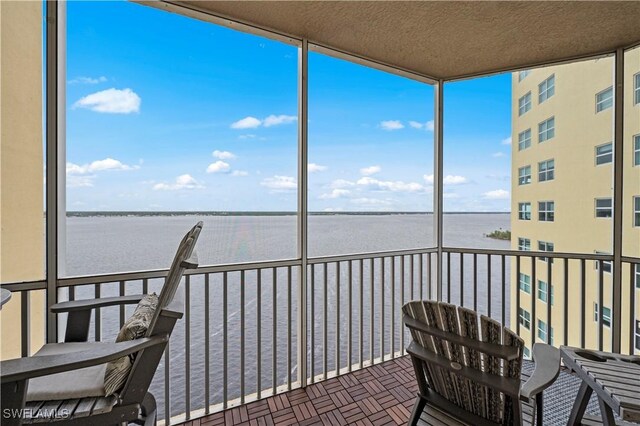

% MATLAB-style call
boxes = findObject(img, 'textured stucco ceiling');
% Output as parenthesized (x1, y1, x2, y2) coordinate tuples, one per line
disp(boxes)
(171, 1, 640, 80)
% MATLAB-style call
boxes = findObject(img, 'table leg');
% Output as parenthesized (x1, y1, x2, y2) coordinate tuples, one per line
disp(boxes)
(598, 397, 616, 426)
(567, 381, 593, 426)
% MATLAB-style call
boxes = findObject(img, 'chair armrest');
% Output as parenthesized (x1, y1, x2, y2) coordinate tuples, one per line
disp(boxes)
(51, 294, 145, 313)
(180, 250, 199, 269)
(520, 343, 561, 402)
(0, 335, 167, 384)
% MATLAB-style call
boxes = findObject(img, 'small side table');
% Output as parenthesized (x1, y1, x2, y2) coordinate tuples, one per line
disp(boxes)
(0, 288, 12, 309)
(560, 346, 640, 425)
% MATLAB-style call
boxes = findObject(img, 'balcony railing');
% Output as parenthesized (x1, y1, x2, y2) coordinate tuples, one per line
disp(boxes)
(2, 248, 638, 425)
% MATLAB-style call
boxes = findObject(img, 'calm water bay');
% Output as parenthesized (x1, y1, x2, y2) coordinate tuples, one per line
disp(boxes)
(62, 213, 510, 419)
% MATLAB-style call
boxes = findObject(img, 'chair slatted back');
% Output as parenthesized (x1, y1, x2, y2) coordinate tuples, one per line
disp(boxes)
(403, 300, 524, 425)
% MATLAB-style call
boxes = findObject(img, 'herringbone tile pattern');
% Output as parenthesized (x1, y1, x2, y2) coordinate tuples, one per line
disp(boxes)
(180, 356, 417, 426)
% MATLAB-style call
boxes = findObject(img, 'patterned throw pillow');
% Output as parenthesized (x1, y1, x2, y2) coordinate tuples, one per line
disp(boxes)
(104, 293, 159, 396)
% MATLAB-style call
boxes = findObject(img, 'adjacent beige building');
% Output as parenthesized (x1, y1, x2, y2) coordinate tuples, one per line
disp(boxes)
(510, 50, 640, 355)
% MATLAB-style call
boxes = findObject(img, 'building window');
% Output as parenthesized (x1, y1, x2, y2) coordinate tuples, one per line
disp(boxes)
(538, 159, 555, 182)
(635, 135, 640, 166)
(518, 129, 532, 151)
(635, 264, 640, 289)
(519, 70, 531, 82)
(518, 202, 532, 220)
(595, 251, 612, 274)
(634, 196, 640, 227)
(594, 303, 612, 328)
(538, 117, 555, 142)
(538, 201, 554, 222)
(519, 308, 531, 330)
(635, 320, 640, 352)
(523, 346, 531, 359)
(538, 240, 554, 263)
(519, 92, 532, 116)
(595, 143, 613, 165)
(537, 320, 553, 344)
(635, 73, 640, 105)
(518, 165, 532, 185)
(595, 198, 613, 218)
(596, 86, 613, 113)
(518, 237, 531, 251)
(538, 280, 554, 305)
(538, 74, 555, 103)
(519, 273, 531, 293)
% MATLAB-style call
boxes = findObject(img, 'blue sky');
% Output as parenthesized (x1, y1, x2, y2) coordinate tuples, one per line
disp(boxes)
(66, 0, 512, 212)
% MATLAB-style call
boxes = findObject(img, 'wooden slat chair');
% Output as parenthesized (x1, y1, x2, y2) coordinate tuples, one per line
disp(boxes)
(403, 301, 561, 426)
(1, 222, 203, 426)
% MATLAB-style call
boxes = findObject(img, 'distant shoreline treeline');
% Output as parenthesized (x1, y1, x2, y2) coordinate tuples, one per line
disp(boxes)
(66, 211, 511, 217)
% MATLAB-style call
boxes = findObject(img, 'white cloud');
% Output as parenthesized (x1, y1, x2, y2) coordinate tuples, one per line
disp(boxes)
(423, 174, 468, 185)
(319, 189, 351, 199)
(380, 120, 404, 131)
(409, 120, 435, 131)
(231, 114, 297, 129)
(260, 175, 297, 191)
(66, 158, 139, 175)
(357, 176, 424, 192)
(153, 174, 204, 191)
(308, 163, 327, 173)
(360, 165, 381, 176)
(443, 193, 460, 199)
(67, 175, 95, 188)
(483, 189, 510, 199)
(263, 114, 297, 127)
(501, 136, 512, 145)
(350, 198, 392, 206)
(69, 76, 107, 85)
(323, 207, 344, 212)
(492, 152, 505, 158)
(73, 88, 141, 114)
(206, 160, 231, 173)
(330, 179, 356, 189)
(238, 134, 257, 140)
(212, 150, 236, 160)
(231, 116, 262, 129)
(231, 170, 249, 177)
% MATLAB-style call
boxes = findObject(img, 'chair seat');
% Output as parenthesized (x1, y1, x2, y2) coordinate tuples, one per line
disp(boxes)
(27, 342, 108, 402)
(417, 399, 535, 425)
(22, 396, 118, 424)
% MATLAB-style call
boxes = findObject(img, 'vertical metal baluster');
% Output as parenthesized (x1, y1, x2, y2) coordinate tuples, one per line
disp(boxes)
(223, 272, 228, 407)
(310, 264, 315, 382)
(580, 259, 586, 349)
(410, 254, 415, 300)
(359, 259, 364, 369)
(547, 260, 552, 345)
(336, 262, 340, 375)
(630, 264, 636, 355)
(119, 280, 125, 327)
(241, 270, 246, 403)
(143, 278, 148, 294)
(204, 274, 210, 414)
(487, 254, 492, 318)
(427, 253, 432, 300)
(323, 262, 328, 380)
(516, 256, 521, 335)
(165, 340, 170, 425)
(531, 256, 537, 351)
(473, 254, 478, 311)
(419, 253, 424, 300)
(287, 266, 292, 390)
(598, 261, 604, 351)
(380, 257, 384, 361)
(21, 291, 30, 357)
(95, 284, 101, 341)
(563, 259, 569, 347)
(69, 286, 75, 301)
(272, 268, 277, 395)
(446, 252, 451, 303)
(400, 256, 405, 354)
(391, 256, 395, 358)
(348, 261, 352, 371)
(370, 258, 374, 364)
(460, 253, 464, 307)
(257, 269, 262, 398)
(185, 275, 191, 420)
(502, 255, 506, 327)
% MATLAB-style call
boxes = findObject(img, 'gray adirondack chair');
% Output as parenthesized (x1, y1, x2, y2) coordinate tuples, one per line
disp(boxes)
(403, 300, 560, 426)
(1, 222, 203, 426)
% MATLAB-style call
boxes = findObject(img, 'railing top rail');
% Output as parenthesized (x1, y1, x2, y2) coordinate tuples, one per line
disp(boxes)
(307, 247, 438, 264)
(441, 246, 628, 261)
